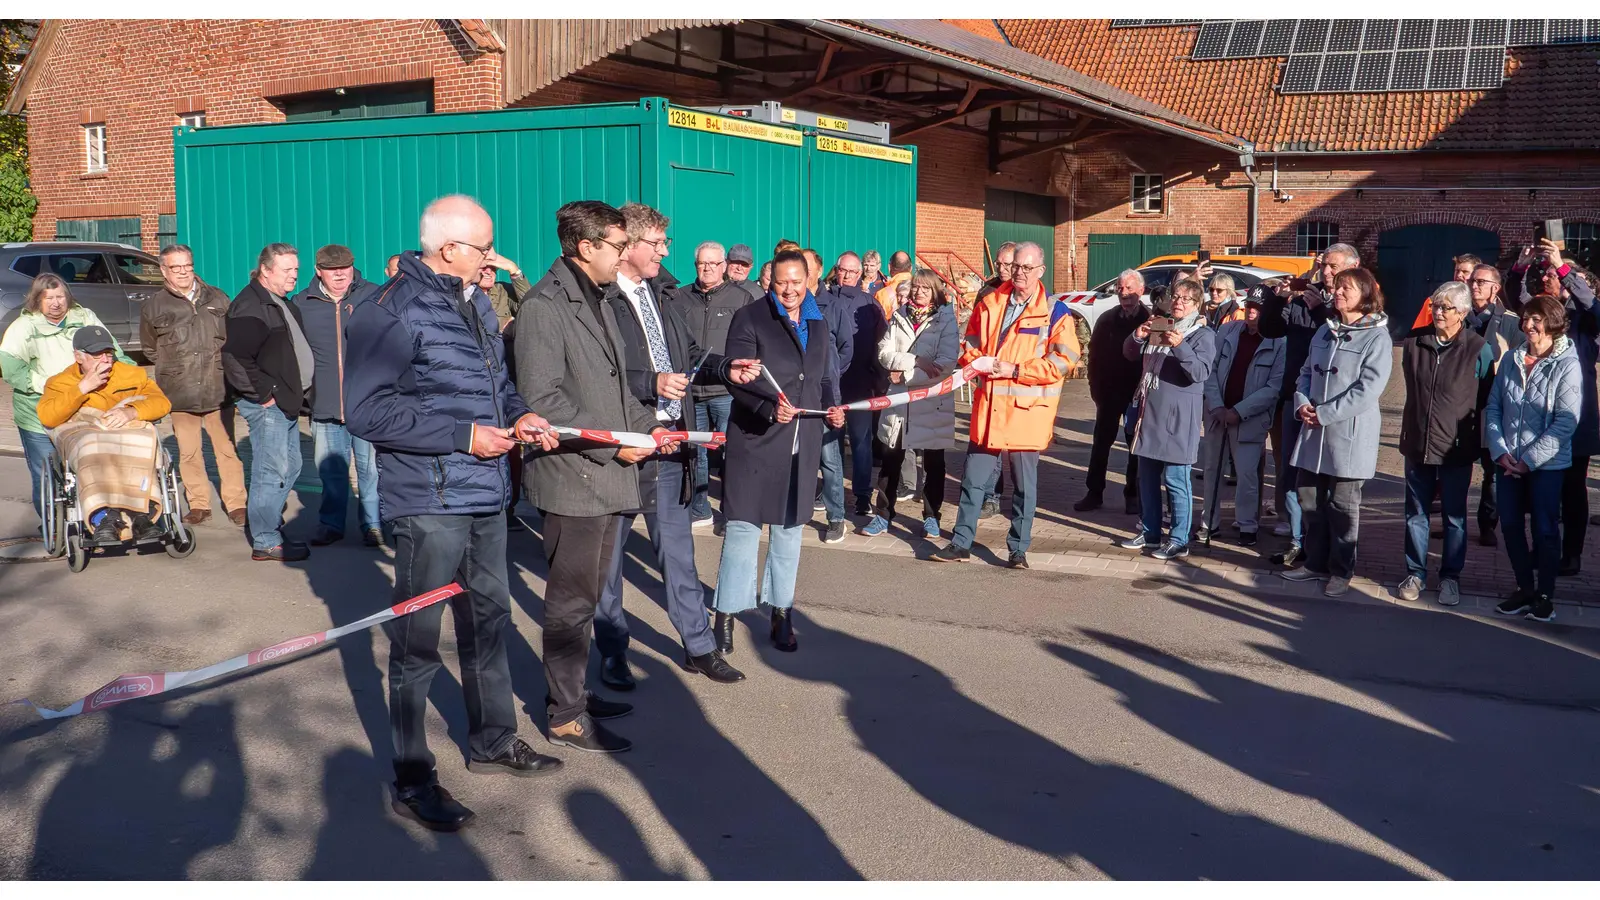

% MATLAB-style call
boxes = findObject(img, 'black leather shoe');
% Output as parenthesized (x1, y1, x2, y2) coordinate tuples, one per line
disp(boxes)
(586, 694, 633, 720)
(1124, 497, 1141, 515)
(92, 512, 123, 544)
(1238, 530, 1258, 547)
(930, 544, 971, 562)
(683, 651, 746, 683)
(714, 611, 735, 655)
(600, 656, 636, 691)
(131, 513, 164, 543)
(467, 737, 564, 778)
(1479, 527, 1498, 547)
(1073, 494, 1102, 512)
(1559, 557, 1581, 577)
(770, 607, 797, 652)
(1007, 551, 1029, 569)
(548, 714, 631, 754)
(393, 784, 475, 832)
(309, 526, 343, 546)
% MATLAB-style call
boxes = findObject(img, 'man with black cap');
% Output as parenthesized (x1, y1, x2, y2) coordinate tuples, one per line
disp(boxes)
(1196, 290, 1284, 547)
(294, 244, 383, 547)
(726, 244, 764, 302)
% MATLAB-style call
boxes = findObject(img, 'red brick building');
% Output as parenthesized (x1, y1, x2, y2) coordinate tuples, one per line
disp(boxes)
(8, 19, 1597, 324)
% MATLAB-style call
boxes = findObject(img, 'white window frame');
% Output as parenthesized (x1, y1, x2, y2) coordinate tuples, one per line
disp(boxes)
(84, 123, 107, 174)
(1130, 173, 1164, 214)
(179, 111, 206, 129)
(1295, 221, 1340, 255)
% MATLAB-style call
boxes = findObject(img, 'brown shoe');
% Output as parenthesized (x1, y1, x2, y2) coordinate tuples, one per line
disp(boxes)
(182, 509, 212, 525)
(226, 508, 248, 526)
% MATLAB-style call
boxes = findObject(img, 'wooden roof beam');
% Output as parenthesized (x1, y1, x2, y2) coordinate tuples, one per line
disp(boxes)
(896, 89, 1028, 141)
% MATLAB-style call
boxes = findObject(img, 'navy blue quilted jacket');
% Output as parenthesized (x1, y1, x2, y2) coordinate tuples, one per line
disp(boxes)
(344, 252, 532, 521)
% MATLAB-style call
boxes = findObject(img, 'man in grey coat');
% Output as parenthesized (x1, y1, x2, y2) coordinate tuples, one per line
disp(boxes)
(1198, 294, 1284, 546)
(1118, 278, 1217, 561)
(517, 200, 673, 756)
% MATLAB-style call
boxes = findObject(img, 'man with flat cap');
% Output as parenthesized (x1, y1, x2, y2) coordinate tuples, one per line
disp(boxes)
(726, 244, 764, 302)
(293, 244, 384, 547)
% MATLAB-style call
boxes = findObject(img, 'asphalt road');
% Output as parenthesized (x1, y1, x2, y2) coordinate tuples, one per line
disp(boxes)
(0, 454, 1597, 880)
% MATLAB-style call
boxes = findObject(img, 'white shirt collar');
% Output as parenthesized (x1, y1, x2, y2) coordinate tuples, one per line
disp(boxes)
(616, 272, 645, 298)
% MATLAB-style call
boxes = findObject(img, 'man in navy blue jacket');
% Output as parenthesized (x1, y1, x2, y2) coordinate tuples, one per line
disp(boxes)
(345, 195, 561, 833)
(814, 250, 885, 541)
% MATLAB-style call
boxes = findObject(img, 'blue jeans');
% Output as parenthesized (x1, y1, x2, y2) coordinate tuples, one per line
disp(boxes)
(238, 398, 303, 551)
(18, 426, 52, 519)
(690, 395, 733, 519)
(1498, 468, 1564, 597)
(312, 420, 379, 533)
(950, 447, 1040, 553)
(1403, 459, 1471, 580)
(715, 457, 804, 613)
(1277, 399, 1304, 542)
(1138, 456, 1193, 548)
(845, 409, 875, 506)
(819, 425, 846, 523)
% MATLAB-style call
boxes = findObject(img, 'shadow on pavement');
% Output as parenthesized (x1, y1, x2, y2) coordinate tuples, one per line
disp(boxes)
(567, 788, 681, 879)
(1046, 581, 1600, 878)
(747, 609, 1411, 878)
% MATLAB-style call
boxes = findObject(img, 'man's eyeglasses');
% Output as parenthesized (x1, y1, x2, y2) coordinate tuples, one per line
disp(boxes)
(1432, 304, 1464, 314)
(160, 264, 194, 273)
(590, 236, 628, 255)
(837, 267, 863, 277)
(451, 238, 493, 257)
(695, 260, 726, 269)
(640, 237, 672, 253)
(1014, 263, 1045, 275)
(1468, 278, 1498, 287)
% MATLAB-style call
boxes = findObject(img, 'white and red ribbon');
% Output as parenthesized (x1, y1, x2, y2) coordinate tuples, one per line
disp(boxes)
(761, 356, 998, 416)
(14, 583, 465, 720)
(544, 426, 725, 449)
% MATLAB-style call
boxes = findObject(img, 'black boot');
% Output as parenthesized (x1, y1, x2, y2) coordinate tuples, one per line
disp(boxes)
(714, 611, 735, 655)
(770, 607, 797, 652)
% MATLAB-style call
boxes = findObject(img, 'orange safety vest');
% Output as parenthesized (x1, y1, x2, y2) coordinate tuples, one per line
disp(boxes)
(959, 282, 1082, 451)
(874, 272, 912, 322)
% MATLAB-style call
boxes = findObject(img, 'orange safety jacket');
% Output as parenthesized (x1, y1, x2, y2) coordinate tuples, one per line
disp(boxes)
(874, 272, 912, 322)
(959, 281, 1082, 451)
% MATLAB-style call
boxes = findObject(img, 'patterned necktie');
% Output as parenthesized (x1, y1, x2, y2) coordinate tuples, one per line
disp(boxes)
(634, 285, 681, 422)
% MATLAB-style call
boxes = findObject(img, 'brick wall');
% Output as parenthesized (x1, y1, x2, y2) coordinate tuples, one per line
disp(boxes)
(26, 19, 503, 251)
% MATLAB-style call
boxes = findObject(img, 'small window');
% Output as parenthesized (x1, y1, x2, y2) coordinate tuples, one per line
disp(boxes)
(11, 255, 43, 278)
(1131, 174, 1164, 213)
(112, 252, 162, 285)
(1566, 221, 1599, 272)
(41, 253, 114, 285)
(1296, 221, 1340, 255)
(1224, 245, 1246, 255)
(179, 111, 206, 129)
(84, 123, 107, 173)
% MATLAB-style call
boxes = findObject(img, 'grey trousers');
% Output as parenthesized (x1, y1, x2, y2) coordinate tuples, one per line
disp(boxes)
(1298, 472, 1364, 579)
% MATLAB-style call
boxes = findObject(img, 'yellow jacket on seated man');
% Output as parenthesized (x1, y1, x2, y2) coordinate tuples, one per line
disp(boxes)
(39, 326, 173, 544)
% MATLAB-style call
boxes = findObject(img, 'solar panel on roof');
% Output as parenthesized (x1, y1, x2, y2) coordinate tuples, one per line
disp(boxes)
(1508, 20, 1544, 45)
(1398, 19, 1434, 50)
(1355, 51, 1395, 91)
(1549, 20, 1585, 43)
(1281, 54, 1321, 92)
(1435, 20, 1470, 48)
(1318, 52, 1358, 91)
(1227, 20, 1266, 57)
(1470, 20, 1507, 47)
(1329, 21, 1365, 53)
(1391, 49, 1429, 89)
(1260, 20, 1297, 55)
(1363, 20, 1399, 51)
(1295, 20, 1332, 53)
(1590, 20, 1600, 42)
(1193, 20, 1231, 59)
(1465, 46, 1504, 88)
(1428, 48, 1467, 89)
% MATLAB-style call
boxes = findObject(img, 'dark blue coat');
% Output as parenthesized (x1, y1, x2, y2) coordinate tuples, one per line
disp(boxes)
(344, 252, 532, 521)
(817, 283, 886, 403)
(292, 269, 380, 422)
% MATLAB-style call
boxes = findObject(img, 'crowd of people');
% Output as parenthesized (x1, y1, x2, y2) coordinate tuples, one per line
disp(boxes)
(2, 193, 1593, 831)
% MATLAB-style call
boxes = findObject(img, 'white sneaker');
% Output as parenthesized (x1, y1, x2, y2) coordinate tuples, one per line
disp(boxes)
(1437, 578, 1461, 607)
(1273, 522, 1292, 537)
(1324, 576, 1351, 597)
(1397, 575, 1423, 602)
(1280, 567, 1326, 583)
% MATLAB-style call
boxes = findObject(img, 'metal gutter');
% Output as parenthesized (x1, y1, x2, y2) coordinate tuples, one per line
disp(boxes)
(788, 19, 1247, 154)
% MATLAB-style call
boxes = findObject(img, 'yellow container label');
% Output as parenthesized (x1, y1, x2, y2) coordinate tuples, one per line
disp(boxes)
(816, 135, 913, 165)
(667, 108, 802, 146)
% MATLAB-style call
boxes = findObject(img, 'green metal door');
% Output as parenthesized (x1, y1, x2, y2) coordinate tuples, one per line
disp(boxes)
(985, 189, 1055, 289)
(157, 214, 178, 249)
(282, 82, 434, 123)
(807, 137, 916, 276)
(1086, 232, 1201, 288)
(1376, 224, 1499, 335)
(54, 217, 141, 246)
(669, 166, 737, 277)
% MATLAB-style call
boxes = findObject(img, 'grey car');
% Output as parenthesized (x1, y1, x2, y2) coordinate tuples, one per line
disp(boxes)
(0, 241, 166, 355)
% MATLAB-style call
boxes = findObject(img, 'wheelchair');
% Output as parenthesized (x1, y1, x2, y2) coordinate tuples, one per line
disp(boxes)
(39, 444, 198, 573)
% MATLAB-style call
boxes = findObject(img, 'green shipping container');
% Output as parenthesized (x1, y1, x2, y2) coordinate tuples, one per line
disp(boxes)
(173, 97, 917, 297)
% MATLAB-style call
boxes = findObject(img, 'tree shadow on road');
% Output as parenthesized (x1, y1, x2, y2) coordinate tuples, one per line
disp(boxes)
(746, 610, 1411, 879)
(1045, 582, 1600, 879)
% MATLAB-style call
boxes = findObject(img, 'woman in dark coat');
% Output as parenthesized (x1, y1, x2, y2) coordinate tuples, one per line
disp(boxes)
(713, 251, 845, 654)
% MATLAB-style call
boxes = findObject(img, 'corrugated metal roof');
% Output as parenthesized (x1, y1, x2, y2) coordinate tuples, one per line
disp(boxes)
(840, 19, 1234, 140)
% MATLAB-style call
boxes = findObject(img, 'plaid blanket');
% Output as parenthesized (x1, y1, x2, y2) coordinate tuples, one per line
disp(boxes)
(48, 403, 163, 519)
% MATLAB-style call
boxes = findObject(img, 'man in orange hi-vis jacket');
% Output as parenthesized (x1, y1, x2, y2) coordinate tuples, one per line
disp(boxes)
(929, 241, 1081, 568)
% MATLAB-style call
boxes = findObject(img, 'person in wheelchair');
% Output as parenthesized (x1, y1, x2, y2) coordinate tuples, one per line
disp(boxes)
(37, 326, 173, 544)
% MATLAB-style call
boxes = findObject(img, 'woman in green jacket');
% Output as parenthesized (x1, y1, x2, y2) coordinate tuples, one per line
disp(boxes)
(0, 274, 130, 517)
